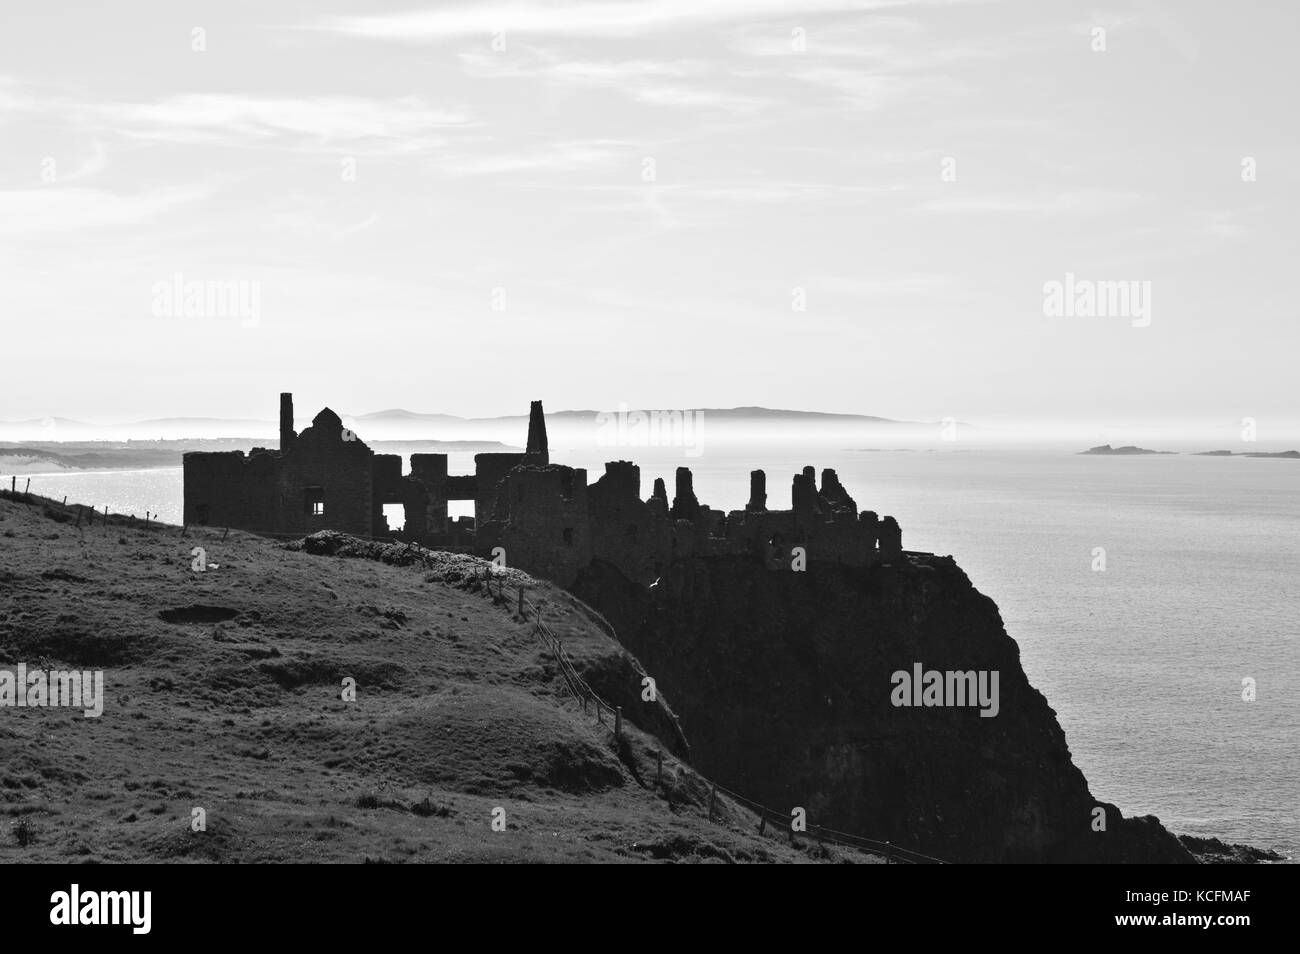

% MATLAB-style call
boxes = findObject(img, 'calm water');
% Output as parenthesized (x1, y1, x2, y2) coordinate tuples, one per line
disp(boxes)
(21, 449, 1299, 858)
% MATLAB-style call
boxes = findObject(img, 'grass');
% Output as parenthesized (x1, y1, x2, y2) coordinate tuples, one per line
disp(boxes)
(0, 492, 880, 864)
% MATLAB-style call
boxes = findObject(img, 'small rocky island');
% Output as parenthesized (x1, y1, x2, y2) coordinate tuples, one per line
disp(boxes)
(1195, 449, 1300, 459)
(1080, 444, 1174, 455)
(1083, 445, 1300, 458)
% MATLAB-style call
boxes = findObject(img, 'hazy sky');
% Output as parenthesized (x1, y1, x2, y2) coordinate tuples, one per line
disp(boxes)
(1, 0, 1295, 431)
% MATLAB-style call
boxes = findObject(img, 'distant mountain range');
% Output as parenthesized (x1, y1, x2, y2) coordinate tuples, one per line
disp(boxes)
(354, 406, 909, 425)
(0, 407, 934, 442)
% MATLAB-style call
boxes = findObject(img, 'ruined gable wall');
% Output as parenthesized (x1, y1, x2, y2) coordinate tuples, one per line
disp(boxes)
(587, 461, 672, 586)
(480, 465, 592, 587)
(182, 450, 279, 530)
(276, 424, 373, 537)
(410, 454, 449, 536)
(474, 452, 526, 524)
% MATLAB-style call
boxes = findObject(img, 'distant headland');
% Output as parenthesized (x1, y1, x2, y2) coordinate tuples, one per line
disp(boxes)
(1081, 444, 1300, 458)
(1080, 444, 1174, 455)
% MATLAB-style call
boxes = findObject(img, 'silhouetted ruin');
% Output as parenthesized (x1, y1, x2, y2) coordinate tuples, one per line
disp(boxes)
(183, 393, 908, 587)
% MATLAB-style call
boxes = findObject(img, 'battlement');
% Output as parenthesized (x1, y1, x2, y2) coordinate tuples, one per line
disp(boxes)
(183, 394, 905, 587)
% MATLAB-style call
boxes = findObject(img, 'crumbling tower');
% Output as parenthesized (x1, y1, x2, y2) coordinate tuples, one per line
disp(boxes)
(819, 468, 857, 517)
(792, 467, 819, 518)
(648, 477, 669, 518)
(746, 470, 767, 512)
(878, 516, 903, 563)
(280, 392, 296, 452)
(670, 467, 701, 521)
(525, 399, 549, 464)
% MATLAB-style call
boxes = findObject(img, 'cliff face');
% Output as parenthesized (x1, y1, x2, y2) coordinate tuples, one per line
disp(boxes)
(571, 553, 1193, 863)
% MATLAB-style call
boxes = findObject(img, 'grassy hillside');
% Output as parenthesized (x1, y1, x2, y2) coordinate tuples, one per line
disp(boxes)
(0, 493, 881, 863)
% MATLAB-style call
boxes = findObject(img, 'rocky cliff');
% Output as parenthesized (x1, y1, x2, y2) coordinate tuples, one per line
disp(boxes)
(571, 552, 1194, 863)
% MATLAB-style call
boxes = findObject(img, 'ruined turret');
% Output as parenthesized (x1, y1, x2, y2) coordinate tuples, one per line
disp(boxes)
(646, 477, 668, 518)
(819, 468, 857, 517)
(746, 470, 767, 512)
(792, 468, 819, 518)
(860, 510, 880, 556)
(280, 392, 296, 452)
(525, 400, 549, 465)
(878, 516, 903, 563)
(670, 467, 700, 521)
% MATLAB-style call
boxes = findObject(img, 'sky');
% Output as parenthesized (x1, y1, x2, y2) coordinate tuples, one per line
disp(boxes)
(0, 0, 1296, 435)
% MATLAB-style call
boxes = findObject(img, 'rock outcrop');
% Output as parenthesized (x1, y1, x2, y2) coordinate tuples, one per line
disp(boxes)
(571, 552, 1194, 863)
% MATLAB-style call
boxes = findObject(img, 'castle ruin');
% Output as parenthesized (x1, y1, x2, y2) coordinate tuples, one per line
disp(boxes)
(183, 394, 906, 587)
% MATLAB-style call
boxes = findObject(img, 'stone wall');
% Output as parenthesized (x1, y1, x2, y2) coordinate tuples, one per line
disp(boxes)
(183, 449, 278, 530)
(474, 452, 526, 524)
(587, 461, 672, 586)
(410, 454, 449, 535)
(480, 464, 593, 586)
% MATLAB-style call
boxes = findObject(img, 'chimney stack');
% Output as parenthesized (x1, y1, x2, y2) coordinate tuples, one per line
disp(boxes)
(280, 392, 296, 452)
(525, 400, 549, 464)
(670, 467, 701, 521)
(746, 469, 767, 512)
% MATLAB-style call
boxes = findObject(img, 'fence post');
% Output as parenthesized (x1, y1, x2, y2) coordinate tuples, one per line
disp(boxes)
(656, 751, 663, 785)
(614, 706, 622, 740)
(597, 701, 604, 724)
(759, 815, 766, 835)
(708, 783, 717, 821)
(24, 478, 30, 500)
(181, 523, 187, 538)
(222, 527, 229, 541)
(9, 476, 14, 494)
(62, 496, 67, 506)
(103, 506, 108, 525)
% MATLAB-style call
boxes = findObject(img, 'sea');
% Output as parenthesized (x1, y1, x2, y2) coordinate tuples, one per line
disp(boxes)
(16, 446, 1298, 859)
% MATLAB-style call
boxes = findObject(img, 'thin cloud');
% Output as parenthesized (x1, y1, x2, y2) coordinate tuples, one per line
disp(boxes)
(90, 94, 471, 150)
(813, 272, 953, 297)
(633, 85, 772, 112)
(460, 50, 770, 113)
(458, 54, 703, 83)
(321, 0, 940, 41)
(442, 140, 629, 175)
(918, 189, 1145, 216)
(54, 141, 110, 183)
